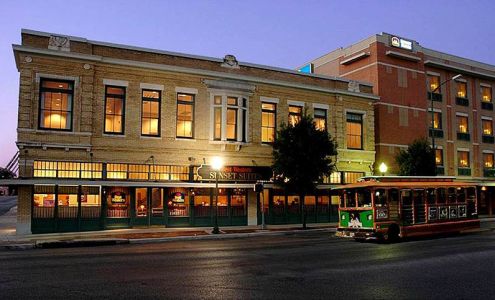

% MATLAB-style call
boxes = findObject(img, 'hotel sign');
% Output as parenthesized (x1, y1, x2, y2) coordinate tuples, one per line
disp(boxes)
(391, 36, 413, 51)
(196, 165, 272, 182)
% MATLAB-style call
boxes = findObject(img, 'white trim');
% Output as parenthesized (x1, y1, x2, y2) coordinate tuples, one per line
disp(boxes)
(385, 50, 421, 62)
(175, 138, 197, 142)
(175, 86, 198, 94)
(35, 73, 79, 85)
(17, 128, 92, 136)
(375, 102, 426, 112)
(287, 100, 305, 107)
(103, 79, 128, 87)
(457, 148, 470, 152)
(456, 112, 469, 117)
(260, 96, 279, 104)
(447, 140, 455, 143)
(473, 143, 480, 146)
(481, 116, 493, 121)
(427, 108, 442, 113)
(435, 145, 444, 149)
(376, 142, 409, 148)
(140, 83, 164, 91)
(480, 83, 492, 88)
(483, 150, 494, 154)
(13, 45, 379, 101)
(312, 103, 329, 110)
(455, 78, 467, 83)
(345, 108, 367, 116)
(426, 71, 441, 76)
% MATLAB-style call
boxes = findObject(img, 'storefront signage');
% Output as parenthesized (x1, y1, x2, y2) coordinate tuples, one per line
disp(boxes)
(391, 36, 413, 51)
(196, 165, 272, 182)
(111, 192, 126, 204)
(172, 192, 185, 203)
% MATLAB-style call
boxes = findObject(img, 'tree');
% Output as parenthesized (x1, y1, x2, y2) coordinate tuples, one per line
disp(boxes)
(272, 113, 338, 229)
(0, 168, 15, 179)
(395, 138, 436, 176)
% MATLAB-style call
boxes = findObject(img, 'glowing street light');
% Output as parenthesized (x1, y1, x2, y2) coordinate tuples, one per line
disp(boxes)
(211, 156, 224, 234)
(379, 162, 388, 176)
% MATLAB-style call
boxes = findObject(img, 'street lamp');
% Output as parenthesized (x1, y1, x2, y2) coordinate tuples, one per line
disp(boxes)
(379, 162, 388, 176)
(211, 156, 224, 234)
(429, 74, 462, 175)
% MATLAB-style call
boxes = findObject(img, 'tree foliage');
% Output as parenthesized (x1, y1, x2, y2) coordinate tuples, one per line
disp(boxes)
(395, 138, 436, 176)
(272, 113, 338, 227)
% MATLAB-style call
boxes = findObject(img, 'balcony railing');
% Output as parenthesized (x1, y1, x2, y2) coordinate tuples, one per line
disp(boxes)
(481, 102, 493, 111)
(483, 168, 495, 178)
(458, 168, 471, 176)
(428, 92, 442, 102)
(456, 97, 469, 106)
(482, 135, 495, 144)
(457, 132, 470, 141)
(429, 129, 444, 138)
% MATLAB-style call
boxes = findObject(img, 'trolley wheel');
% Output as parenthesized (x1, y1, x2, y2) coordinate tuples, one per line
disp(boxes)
(384, 224, 400, 243)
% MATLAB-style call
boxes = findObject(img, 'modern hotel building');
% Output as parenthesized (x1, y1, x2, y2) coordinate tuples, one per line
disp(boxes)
(10, 29, 376, 234)
(301, 32, 495, 215)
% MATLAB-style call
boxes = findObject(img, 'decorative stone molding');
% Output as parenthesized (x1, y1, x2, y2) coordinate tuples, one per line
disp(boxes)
(24, 56, 32, 63)
(48, 35, 70, 52)
(221, 54, 240, 69)
(348, 80, 360, 93)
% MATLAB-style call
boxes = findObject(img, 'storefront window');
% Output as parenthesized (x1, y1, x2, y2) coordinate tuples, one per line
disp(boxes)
(135, 188, 148, 217)
(33, 185, 55, 218)
(168, 188, 189, 217)
(287, 196, 300, 214)
(151, 188, 163, 217)
(81, 186, 100, 218)
(193, 189, 211, 217)
(272, 195, 285, 216)
(231, 189, 246, 216)
(106, 187, 130, 218)
(304, 196, 316, 214)
(317, 195, 329, 214)
(58, 186, 78, 218)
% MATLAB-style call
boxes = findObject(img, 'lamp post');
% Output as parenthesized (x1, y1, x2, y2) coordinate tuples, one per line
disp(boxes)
(211, 156, 224, 234)
(429, 74, 462, 174)
(379, 162, 388, 176)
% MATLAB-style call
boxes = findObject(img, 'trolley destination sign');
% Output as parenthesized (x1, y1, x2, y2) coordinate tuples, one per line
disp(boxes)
(196, 165, 272, 182)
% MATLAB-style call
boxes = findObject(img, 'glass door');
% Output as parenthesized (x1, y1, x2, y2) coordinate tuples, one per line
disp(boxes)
(135, 188, 149, 226)
(151, 188, 164, 225)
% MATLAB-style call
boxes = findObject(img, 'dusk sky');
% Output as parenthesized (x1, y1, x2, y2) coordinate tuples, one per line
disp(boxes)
(1, 0, 494, 166)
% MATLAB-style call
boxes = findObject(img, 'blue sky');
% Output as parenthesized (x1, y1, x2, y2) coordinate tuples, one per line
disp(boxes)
(1, 0, 494, 166)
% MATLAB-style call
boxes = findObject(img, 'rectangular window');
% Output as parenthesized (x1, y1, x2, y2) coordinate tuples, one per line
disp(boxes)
(482, 86, 492, 102)
(212, 95, 248, 142)
(176, 93, 194, 138)
(314, 108, 327, 131)
(428, 75, 440, 92)
(457, 115, 468, 133)
(141, 90, 161, 136)
(346, 113, 363, 149)
(457, 81, 467, 98)
(435, 149, 443, 166)
(104, 86, 125, 134)
(288, 105, 302, 126)
(431, 112, 442, 129)
(39, 79, 74, 130)
(458, 151, 470, 168)
(261, 102, 276, 143)
(483, 119, 493, 135)
(484, 153, 494, 168)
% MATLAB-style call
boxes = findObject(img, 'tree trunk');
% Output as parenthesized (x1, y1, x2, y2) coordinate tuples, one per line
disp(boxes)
(300, 193, 307, 230)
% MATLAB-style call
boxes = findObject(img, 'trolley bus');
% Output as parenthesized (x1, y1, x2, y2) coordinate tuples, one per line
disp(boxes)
(334, 176, 480, 241)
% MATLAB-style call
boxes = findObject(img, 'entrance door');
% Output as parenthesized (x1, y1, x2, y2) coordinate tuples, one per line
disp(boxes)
(150, 188, 164, 225)
(134, 188, 149, 226)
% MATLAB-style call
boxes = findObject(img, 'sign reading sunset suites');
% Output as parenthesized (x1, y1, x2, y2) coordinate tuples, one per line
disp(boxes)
(196, 165, 272, 182)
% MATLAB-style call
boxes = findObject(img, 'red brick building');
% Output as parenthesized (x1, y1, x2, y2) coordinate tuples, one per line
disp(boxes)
(302, 32, 495, 215)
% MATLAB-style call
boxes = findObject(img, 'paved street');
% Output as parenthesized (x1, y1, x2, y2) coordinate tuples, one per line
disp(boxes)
(0, 230, 494, 299)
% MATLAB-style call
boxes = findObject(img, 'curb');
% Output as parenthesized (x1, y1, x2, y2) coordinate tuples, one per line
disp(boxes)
(1, 227, 336, 250)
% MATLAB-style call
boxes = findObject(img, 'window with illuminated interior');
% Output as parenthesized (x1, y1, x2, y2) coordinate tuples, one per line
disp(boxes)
(104, 86, 125, 134)
(314, 108, 327, 131)
(176, 93, 194, 138)
(457, 115, 468, 133)
(346, 113, 363, 149)
(458, 150, 470, 168)
(288, 105, 302, 126)
(435, 148, 443, 166)
(141, 90, 161, 136)
(431, 111, 442, 129)
(456, 81, 467, 98)
(482, 86, 492, 102)
(261, 102, 276, 143)
(428, 74, 440, 92)
(211, 94, 248, 142)
(484, 153, 494, 168)
(482, 119, 493, 136)
(39, 79, 74, 130)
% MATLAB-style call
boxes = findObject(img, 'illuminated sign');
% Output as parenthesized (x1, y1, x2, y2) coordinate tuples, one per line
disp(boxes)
(111, 192, 126, 203)
(391, 36, 413, 51)
(197, 165, 272, 182)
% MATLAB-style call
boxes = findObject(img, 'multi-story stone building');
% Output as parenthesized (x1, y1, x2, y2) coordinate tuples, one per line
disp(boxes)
(301, 32, 495, 215)
(10, 29, 376, 234)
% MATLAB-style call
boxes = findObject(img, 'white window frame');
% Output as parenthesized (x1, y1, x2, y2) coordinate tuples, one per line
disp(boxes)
(209, 90, 249, 143)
